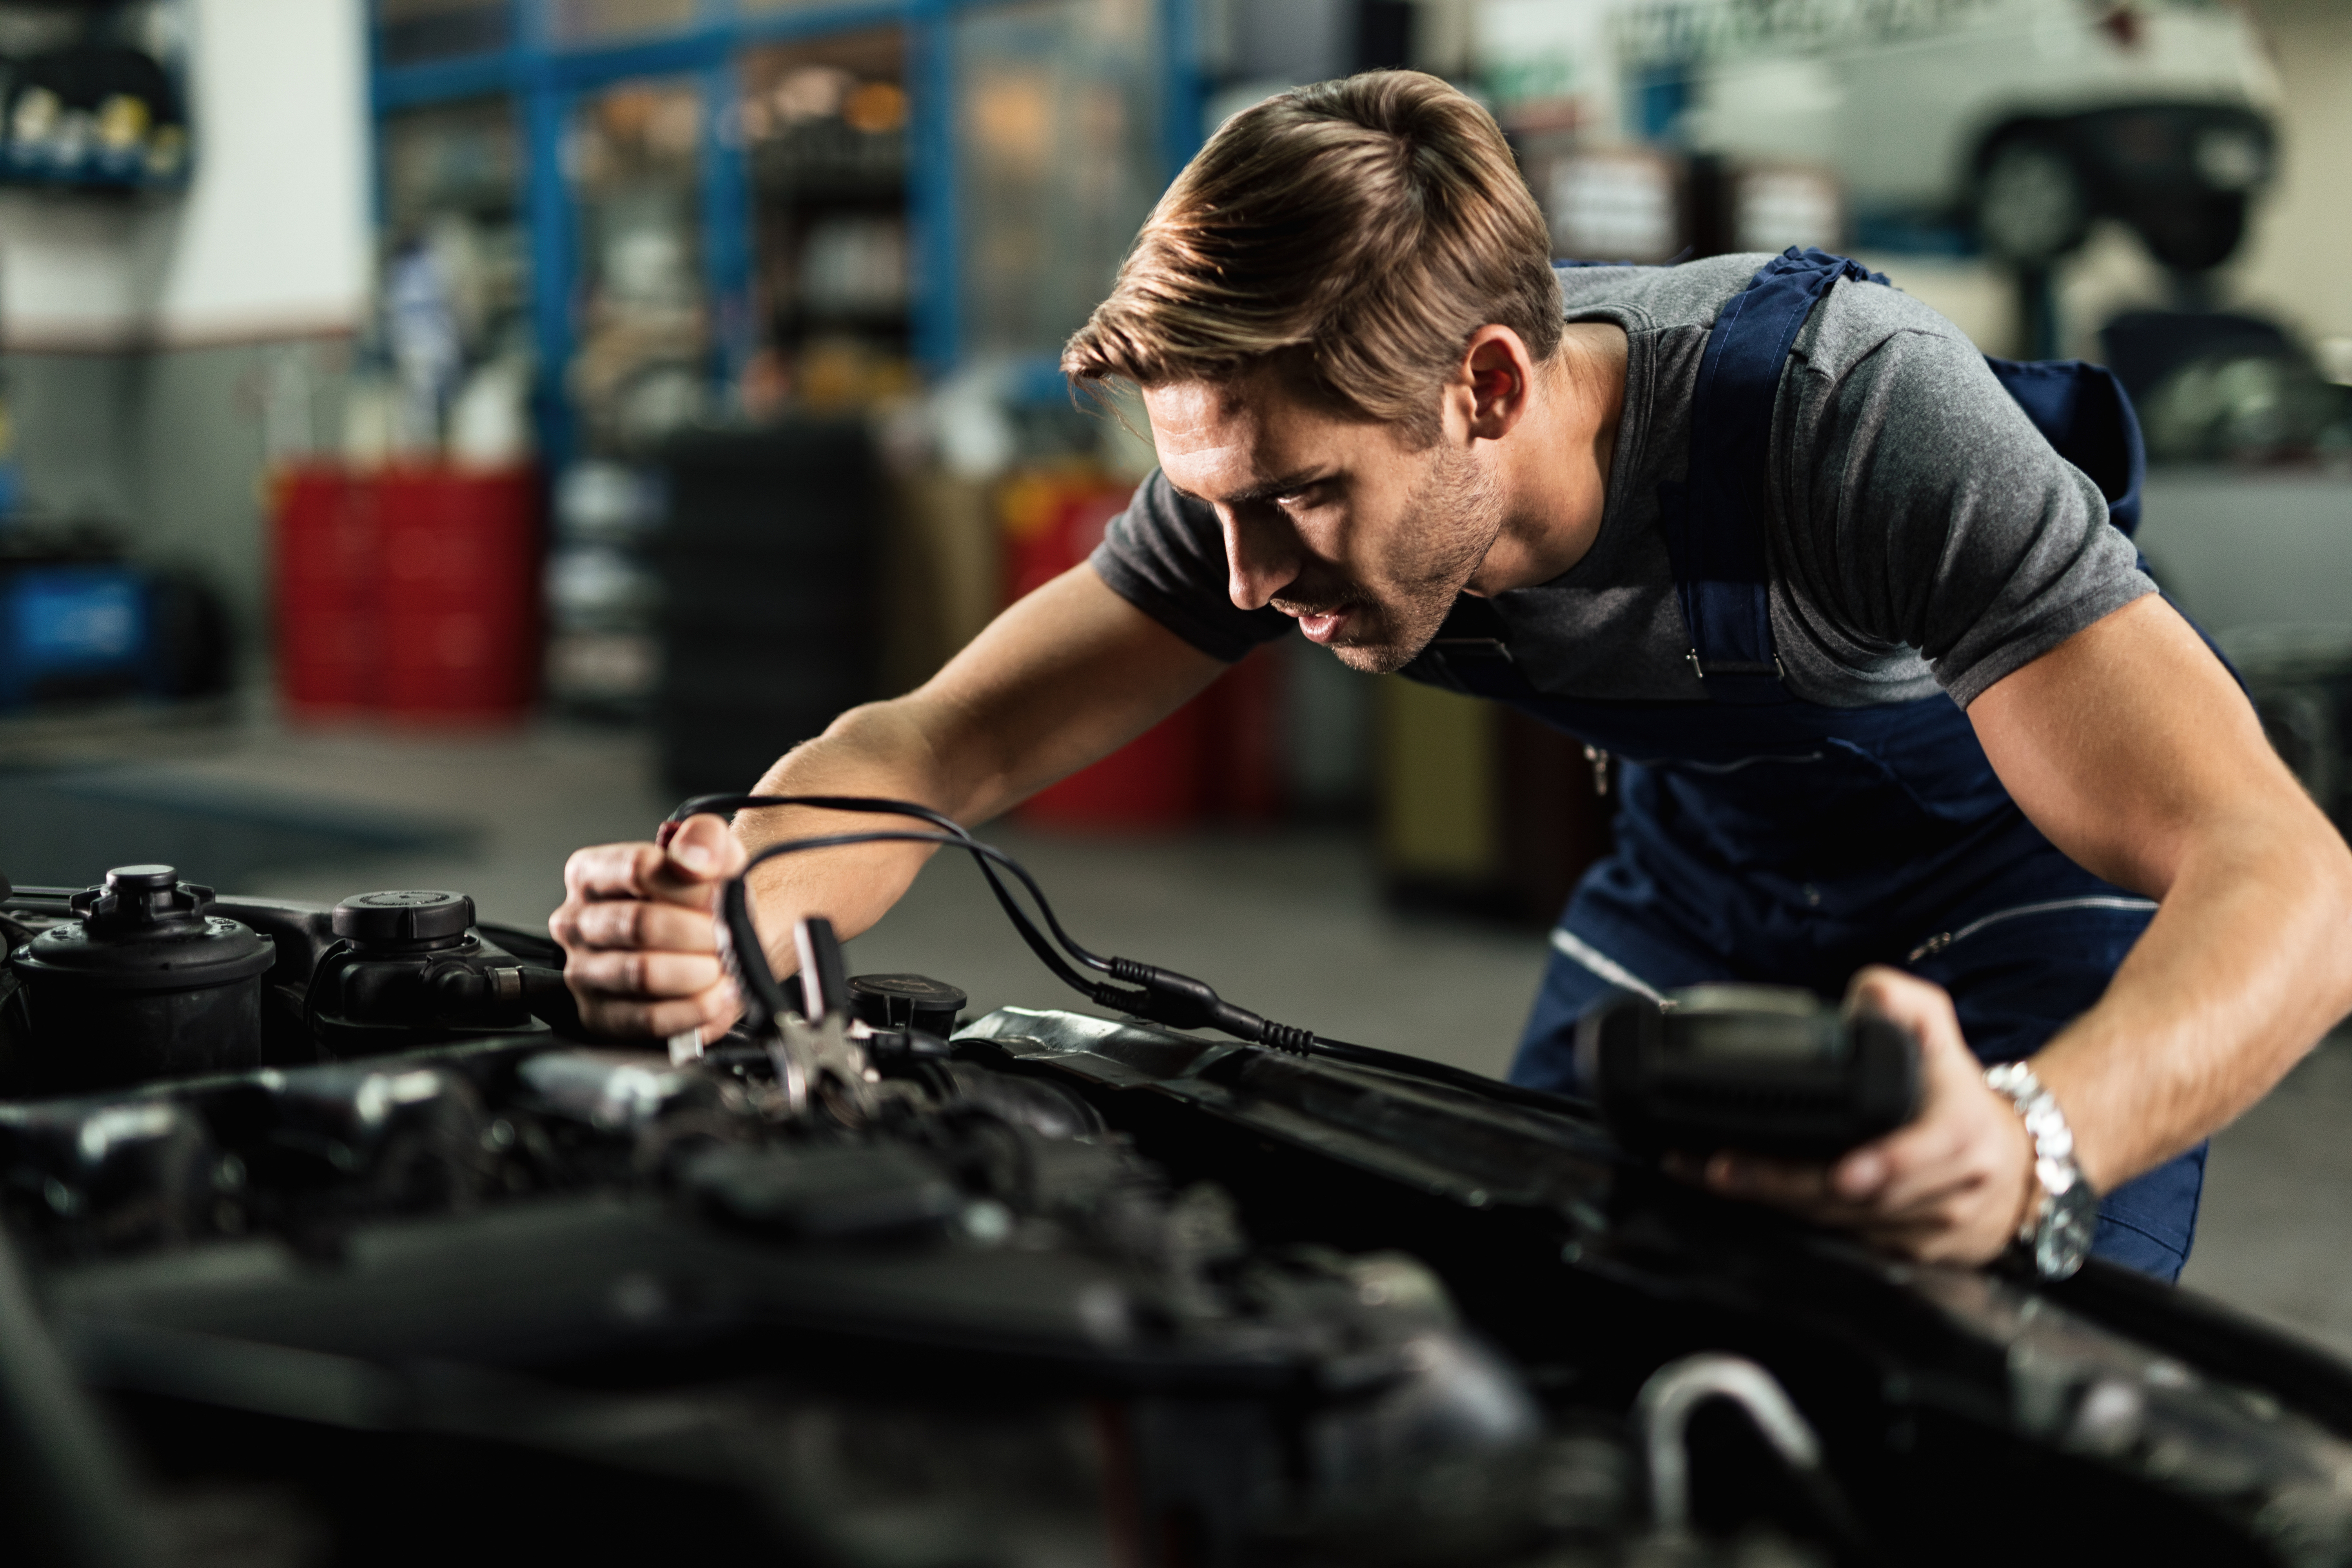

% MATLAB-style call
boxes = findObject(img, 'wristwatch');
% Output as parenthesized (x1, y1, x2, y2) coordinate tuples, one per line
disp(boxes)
(1984, 1060, 2099, 1280)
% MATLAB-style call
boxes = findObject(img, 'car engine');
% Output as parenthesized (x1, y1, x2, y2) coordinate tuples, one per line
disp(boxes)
(5, 858, 2352, 1568)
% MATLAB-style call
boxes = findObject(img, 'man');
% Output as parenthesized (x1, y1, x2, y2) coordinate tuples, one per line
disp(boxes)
(552, 73, 2352, 1282)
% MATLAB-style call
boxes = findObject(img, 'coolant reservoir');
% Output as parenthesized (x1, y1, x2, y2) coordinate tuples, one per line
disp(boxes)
(9, 865, 274, 1094)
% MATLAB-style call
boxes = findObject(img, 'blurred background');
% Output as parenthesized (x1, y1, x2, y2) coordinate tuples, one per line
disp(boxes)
(0, 0, 2345, 1338)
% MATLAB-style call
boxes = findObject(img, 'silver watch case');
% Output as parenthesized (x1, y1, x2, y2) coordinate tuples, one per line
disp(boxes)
(2034, 1176, 2100, 1279)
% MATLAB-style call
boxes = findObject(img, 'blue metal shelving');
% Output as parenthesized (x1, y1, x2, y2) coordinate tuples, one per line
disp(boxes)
(369, 0, 1203, 467)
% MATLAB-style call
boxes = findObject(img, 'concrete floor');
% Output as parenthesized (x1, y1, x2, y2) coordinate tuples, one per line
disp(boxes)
(17, 712, 2352, 1358)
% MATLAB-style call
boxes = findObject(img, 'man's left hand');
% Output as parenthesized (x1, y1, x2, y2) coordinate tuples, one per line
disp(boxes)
(1680, 966, 2036, 1266)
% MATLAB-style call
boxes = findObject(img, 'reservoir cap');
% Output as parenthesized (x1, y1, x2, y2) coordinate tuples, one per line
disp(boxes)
(15, 867, 272, 993)
(848, 973, 968, 1037)
(333, 890, 476, 949)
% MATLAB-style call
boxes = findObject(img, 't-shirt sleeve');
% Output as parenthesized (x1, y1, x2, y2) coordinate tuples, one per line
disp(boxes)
(1778, 323, 2156, 708)
(1087, 468, 1296, 662)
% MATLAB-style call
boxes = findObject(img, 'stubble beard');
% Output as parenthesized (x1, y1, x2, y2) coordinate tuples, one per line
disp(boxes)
(1313, 443, 1505, 677)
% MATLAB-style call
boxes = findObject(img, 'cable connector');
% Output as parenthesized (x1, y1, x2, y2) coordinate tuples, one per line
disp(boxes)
(1106, 958, 1316, 1053)
(1087, 980, 1158, 1016)
(1256, 1020, 1318, 1056)
(1107, 957, 1219, 1030)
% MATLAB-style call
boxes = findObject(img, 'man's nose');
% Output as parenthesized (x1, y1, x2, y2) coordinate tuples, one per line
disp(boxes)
(1221, 508, 1300, 612)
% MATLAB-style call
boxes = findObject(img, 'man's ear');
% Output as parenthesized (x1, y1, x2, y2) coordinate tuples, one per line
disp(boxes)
(1458, 326, 1539, 441)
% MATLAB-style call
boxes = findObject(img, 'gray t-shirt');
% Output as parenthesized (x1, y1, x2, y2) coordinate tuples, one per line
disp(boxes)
(1089, 253, 2153, 708)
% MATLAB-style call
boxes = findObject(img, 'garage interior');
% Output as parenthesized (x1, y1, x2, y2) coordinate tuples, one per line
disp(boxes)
(2, 0, 2351, 1561)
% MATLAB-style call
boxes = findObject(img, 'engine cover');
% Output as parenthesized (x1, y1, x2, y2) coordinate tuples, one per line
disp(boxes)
(4, 877, 2352, 1568)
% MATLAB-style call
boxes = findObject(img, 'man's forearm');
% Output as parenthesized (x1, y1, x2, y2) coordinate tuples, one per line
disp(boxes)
(2033, 804, 2352, 1193)
(1964, 597, 2352, 1200)
(713, 563, 1229, 969)
(730, 696, 996, 956)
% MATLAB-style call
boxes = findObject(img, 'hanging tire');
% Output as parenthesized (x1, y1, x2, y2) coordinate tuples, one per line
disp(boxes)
(1975, 134, 2089, 266)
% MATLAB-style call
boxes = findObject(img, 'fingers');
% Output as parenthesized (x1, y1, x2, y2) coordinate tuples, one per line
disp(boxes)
(1699, 1151, 1834, 1209)
(1823, 968, 1973, 1201)
(1694, 1143, 2011, 1261)
(561, 947, 726, 1000)
(1832, 974, 2020, 1212)
(664, 813, 749, 884)
(1845, 1138, 1977, 1218)
(554, 898, 715, 956)
(555, 930, 744, 1043)
(550, 814, 752, 1043)
(1842, 1092, 2002, 1214)
(1844, 964, 1965, 1062)
(563, 815, 747, 910)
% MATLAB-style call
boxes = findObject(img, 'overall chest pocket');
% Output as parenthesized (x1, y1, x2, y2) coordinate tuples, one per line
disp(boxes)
(1635, 740, 1971, 875)
(1505, 694, 2017, 879)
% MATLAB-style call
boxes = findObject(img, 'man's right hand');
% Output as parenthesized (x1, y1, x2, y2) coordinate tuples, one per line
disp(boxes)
(550, 813, 748, 1044)
(544, 564, 1225, 1045)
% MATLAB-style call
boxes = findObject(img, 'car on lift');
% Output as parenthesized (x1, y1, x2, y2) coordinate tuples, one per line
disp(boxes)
(1607, 0, 2279, 270)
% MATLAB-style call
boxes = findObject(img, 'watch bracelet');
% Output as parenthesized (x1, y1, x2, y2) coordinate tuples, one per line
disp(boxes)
(1983, 1059, 2086, 1245)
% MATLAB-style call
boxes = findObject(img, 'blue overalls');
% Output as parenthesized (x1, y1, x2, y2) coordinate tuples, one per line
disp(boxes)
(1402, 250, 2205, 1280)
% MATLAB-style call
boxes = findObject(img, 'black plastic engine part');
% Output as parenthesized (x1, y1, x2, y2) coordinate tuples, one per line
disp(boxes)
(0, 1097, 223, 1253)
(5, 867, 273, 1095)
(240, 1061, 498, 1222)
(687, 1142, 965, 1240)
(1577, 984, 1922, 1160)
(302, 890, 566, 1052)
(330, 890, 475, 951)
(848, 972, 967, 1037)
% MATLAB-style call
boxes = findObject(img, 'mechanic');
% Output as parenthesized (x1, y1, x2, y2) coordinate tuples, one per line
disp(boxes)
(551, 73, 2352, 1283)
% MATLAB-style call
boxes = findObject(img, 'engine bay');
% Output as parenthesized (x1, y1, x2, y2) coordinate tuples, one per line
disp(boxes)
(5, 862, 2352, 1567)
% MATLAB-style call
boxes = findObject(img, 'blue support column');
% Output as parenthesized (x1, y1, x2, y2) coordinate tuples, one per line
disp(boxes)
(699, 54, 755, 404)
(907, 0, 959, 373)
(520, 27, 577, 472)
(1158, 0, 1203, 183)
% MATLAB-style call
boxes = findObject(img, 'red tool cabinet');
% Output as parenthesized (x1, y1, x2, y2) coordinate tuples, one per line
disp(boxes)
(1000, 475, 1282, 830)
(273, 466, 540, 723)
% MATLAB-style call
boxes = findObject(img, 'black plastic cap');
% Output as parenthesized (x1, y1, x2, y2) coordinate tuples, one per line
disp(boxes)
(333, 890, 476, 947)
(72, 867, 215, 939)
(848, 973, 968, 1036)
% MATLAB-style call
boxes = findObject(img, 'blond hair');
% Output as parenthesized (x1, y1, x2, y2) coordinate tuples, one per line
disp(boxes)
(1062, 71, 1561, 445)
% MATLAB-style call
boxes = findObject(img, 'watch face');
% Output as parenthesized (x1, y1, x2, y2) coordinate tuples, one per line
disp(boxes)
(2036, 1181, 2100, 1279)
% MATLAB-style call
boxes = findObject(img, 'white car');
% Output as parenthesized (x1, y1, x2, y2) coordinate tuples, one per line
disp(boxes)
(1482, 0, 2281, 269)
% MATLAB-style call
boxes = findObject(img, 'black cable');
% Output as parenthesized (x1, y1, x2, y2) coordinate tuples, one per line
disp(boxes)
(669, 794, 1111, 994)
(673, 796, 1595, 1118)
(722, 830, 1151, 1022)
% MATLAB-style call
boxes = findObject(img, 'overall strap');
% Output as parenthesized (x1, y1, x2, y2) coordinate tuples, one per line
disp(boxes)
(1982, 356, 2145, 537)
(1661, 247, 1886, 706)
